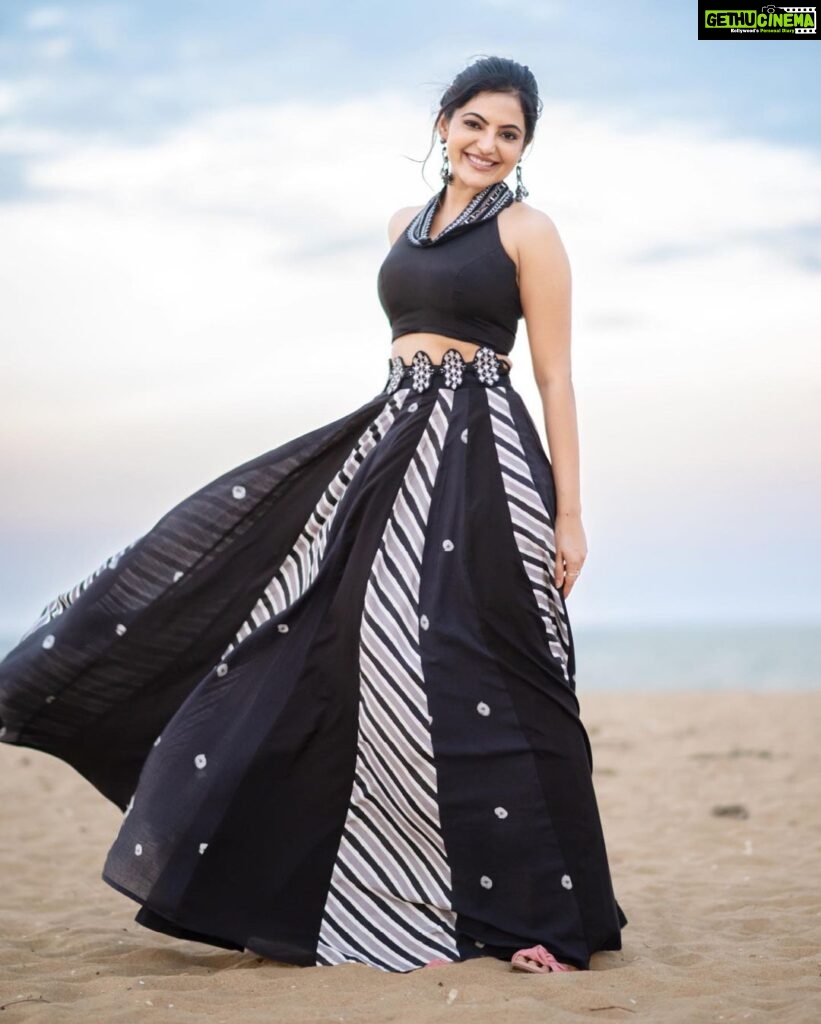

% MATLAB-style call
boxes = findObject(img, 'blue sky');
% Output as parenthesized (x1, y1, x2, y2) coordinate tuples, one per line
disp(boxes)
(0, 0, 819, 634)
(2, 1, 820, 154)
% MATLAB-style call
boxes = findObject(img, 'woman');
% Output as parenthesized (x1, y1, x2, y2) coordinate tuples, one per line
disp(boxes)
(0, 56, 627, 974)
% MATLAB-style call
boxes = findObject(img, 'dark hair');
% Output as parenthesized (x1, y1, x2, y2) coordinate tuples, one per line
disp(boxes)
(415, 55, 543, 188)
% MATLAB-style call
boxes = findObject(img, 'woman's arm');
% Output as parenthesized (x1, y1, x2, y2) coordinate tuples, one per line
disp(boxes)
(516, 209, 587, 598)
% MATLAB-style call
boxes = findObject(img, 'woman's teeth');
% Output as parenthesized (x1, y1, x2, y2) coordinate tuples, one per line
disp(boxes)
(465, 153, 497, 170)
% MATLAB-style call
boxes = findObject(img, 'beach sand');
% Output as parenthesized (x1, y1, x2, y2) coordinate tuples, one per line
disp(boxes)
(1, 691, 819, 1023)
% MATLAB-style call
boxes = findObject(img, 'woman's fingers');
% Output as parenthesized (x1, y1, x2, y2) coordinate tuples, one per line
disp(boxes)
(555, 555, 584, 597)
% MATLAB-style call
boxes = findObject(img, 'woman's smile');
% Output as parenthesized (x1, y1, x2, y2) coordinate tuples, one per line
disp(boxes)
(464, 152, 498, 171)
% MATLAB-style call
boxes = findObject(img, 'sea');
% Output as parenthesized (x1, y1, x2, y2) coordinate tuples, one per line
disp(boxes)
(0, 621, 818, 692)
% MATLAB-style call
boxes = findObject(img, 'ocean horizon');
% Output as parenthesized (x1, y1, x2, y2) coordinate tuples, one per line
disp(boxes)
(0, 620, 818, 693)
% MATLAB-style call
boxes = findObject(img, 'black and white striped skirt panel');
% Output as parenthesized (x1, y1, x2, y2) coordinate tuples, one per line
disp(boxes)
(316, 388, 459, 971)
(484, 388, 572, 685)
(220, 393, 408, 661)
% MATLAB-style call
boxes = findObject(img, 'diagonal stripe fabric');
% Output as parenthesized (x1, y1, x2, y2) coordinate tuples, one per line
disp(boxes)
(221, 392, 408, 660)
(317, 388, 460, 971)
(484, 387, 573, 685)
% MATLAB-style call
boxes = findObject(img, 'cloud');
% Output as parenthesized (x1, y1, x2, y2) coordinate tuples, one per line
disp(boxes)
(1, 91, 819, 627)
(24, 6, 69, 32)
(0, 82, 18, 117)
(32, 36, 73, 60)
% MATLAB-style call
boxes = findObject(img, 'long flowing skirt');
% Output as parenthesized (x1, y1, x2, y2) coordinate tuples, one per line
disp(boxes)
(0, 361, 627, 972)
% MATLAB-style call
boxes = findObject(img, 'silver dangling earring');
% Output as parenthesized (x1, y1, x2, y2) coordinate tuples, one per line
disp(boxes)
(440, 138, 453, 185)
(515, 159, 529, 201)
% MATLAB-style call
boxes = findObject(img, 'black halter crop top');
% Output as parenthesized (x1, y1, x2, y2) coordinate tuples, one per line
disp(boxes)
(376, 199, 523, 357)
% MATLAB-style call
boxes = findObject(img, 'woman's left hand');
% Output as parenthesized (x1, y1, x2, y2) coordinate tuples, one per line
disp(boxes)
(553, 511, 587, 598)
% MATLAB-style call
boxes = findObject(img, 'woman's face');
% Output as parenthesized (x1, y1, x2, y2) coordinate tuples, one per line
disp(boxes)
(439, 90, 527, 190)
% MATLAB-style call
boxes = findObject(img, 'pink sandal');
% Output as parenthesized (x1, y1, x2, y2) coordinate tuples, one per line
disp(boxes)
(510, 944, 575, 974)
(423, 957, 451, 968)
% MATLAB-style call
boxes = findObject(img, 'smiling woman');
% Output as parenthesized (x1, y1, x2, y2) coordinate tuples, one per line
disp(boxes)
(0, 54, 626, 976)
(380, 88, 533, 376)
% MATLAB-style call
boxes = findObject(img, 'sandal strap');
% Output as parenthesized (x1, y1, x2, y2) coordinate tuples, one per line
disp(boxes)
(512, 944, 573, 971)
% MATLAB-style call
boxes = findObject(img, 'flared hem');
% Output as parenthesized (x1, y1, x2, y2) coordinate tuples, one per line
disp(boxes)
(100, 871, 608, 973)
(4, 371, 628, 973)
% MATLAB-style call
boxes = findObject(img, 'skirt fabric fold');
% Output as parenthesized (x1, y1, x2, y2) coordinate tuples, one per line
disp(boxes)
(0, 367, 627, 972)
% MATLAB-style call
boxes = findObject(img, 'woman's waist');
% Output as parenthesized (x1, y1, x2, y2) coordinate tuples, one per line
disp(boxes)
(389, 333, 513, 372)
(383, 339, 514, 395)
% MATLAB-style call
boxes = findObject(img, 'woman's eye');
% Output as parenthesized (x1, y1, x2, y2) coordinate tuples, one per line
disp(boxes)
(464, 120, 518, 142)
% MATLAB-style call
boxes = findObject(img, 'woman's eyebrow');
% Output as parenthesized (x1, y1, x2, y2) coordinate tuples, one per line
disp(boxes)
(462, 111, 522, 131)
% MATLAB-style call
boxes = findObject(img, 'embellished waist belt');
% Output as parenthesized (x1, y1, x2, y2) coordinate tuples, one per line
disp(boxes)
(383, 346, 511, 394)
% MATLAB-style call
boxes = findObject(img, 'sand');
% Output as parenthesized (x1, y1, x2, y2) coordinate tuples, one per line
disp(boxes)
(1, 690, 820, 1024)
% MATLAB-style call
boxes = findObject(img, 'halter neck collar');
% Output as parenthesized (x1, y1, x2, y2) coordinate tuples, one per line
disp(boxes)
(405, 180, 515, 247)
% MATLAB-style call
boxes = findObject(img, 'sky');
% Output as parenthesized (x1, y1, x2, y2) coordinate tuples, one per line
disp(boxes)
(0, 0, 819, 635)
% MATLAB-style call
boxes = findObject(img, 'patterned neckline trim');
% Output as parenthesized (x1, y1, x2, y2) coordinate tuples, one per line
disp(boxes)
(404, 180, 515, 247)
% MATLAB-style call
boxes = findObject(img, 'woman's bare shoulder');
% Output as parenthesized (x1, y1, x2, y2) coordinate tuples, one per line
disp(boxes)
(386, 205, 424, 245)
(497, 200, 567, 277)
(499, 199, 563, 240)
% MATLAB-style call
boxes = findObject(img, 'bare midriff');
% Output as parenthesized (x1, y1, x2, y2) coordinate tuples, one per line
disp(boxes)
(389, 333, 513, 372)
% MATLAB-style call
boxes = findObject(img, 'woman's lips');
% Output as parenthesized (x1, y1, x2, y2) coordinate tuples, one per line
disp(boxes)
(464, 153, 498, 171)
